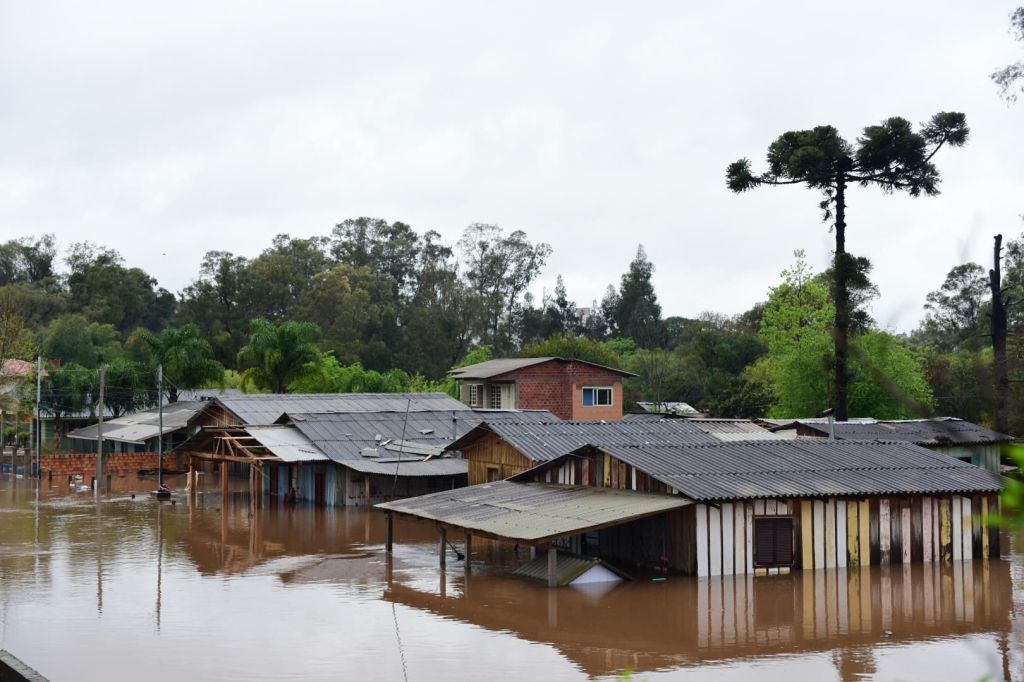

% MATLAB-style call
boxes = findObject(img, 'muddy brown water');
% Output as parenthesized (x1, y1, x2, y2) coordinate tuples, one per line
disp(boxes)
(0, 475, 1021, 681)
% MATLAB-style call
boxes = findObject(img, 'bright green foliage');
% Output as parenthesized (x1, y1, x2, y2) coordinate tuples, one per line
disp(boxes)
(756, 254, 934, 418)
(1000, 444, 1024, 530)
(103, 358, 154, 417)
(291, 355, 448, 394)
(521, 335, 624, 369)
(129, 324, 225, 402)
(237, 318, 324, 393)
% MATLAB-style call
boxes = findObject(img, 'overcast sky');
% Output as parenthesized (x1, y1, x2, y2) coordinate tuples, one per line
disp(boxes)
(2, 1, 1022, 332)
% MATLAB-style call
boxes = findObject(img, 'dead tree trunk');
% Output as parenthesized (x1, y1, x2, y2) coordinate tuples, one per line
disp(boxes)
(990, 234, 1009, 434)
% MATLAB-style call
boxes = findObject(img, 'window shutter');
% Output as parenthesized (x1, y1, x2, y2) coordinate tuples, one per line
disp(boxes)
(775, 521, 794, 564)
(754, 517, 794, 567)
(755, 520, 776, 565)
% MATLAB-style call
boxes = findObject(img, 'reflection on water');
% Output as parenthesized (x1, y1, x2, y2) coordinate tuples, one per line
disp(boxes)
(0, 475, 1021, 681)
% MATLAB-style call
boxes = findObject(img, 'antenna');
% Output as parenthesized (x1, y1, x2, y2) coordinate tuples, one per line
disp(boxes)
(392, 397, 412, 494)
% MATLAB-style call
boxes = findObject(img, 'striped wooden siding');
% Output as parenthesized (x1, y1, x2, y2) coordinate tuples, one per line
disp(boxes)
(691, 493, 997, 576)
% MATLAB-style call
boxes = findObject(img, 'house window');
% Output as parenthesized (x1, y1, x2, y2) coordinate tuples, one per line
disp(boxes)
(753, 517, 794, 567)
(582, 386, 613, 407)
(486, 466, 501, 482)
(488, 385, 503, 409)
(468, 384, 482, 407)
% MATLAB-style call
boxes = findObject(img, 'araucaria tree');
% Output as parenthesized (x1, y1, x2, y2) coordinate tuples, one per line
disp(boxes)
(726, 113, 969, 420)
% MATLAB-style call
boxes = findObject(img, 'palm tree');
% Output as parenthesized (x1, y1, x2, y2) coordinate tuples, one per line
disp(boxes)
(237, 318, 324, 394)
(130, 324, 224, 402)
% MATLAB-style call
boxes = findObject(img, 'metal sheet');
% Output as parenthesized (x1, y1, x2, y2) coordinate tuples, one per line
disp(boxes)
(377, 480, 691, 542)
(245, 426, 328, 462)
(67, 401, 207, 444)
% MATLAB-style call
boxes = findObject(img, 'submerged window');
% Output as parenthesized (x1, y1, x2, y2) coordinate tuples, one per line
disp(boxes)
(753, 517, 794, 567)
(582, 386, 613, 407)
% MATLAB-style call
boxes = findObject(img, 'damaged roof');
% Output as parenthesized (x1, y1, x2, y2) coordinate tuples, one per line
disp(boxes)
(68, 401, 207, 444)
(768, 417, 1012, 446)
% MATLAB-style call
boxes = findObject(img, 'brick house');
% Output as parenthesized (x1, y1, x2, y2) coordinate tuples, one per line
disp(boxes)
(449, 357, 636, 421)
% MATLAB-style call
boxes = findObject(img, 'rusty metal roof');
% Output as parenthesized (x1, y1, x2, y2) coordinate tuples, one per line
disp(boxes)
(377, 481, 690, 543)
(582, 440, 1005, 501)
(448, 419, 720, 462)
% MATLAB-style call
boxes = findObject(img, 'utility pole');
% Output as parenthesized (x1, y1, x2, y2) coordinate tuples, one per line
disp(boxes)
(34, 355, 41, 479)
(96, 366, 106, 493)
(157, 364, 164, 490)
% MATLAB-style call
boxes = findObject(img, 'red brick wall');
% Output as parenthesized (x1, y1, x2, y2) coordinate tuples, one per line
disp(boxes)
(41, 452, 175, 479)
(509, 361, 625, 421)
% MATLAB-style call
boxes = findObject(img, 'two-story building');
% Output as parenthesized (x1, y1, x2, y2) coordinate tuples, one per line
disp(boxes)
(449, 357, 636, 421)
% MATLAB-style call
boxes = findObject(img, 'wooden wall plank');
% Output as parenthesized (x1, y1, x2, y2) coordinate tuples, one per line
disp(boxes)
(981, 496, 990, 559)
(801, 501, 814, 570)
(901, 506, 912, 564)
(709, 505, 722, 577)
(952, 496, 963, 561)
(754, 500, 765, 516)
(813, 500, 825, 570)
(836, 500, 848, 568)
(722, 503, 735, 575)
(734, 503, 746, 576)
(847, 500, 860, 566)
(825, 499, 837, 569)
(879, 499, 891, 566)
(922, 497, 933, 563)
(858, 499, 870, 566)
(745, 503, 754, 574)
(961, 496, 972, 560)
(765, 499, 777, 515)
(940, 497, 952, 563)
(932, 497, 941, 562)
(696, 504, 709, 577)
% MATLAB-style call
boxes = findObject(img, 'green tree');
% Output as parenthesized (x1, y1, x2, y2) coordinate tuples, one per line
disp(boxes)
(237, 318, 324, 393)
(754, 255, 933, 418)
(245, 234, 330, 320)
(727, 112, 969, 420)
(128, 325, 224, 402)
(103, 359, 154, 417)
(457, 223, 552, 351)
(65, 242, 175, 333)
(992, 7, 1024, 102)
(41, 314, 121, 368)
(521, 334, 624, 369)
(610, 246, 666, 348)
(40, 364, 96, 447)
(917, 263, 989, 352)
(331, 218, 422, 301)
(177, 250, 253, 366)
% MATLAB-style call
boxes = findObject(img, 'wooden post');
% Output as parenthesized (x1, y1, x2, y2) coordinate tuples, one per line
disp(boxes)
(385, 513, 394, 554)
(547, 546, 558, 588)
(188, 462, 197, 501)
(221, 461, 229, 503)
(438, 527, 447, 568)
(464, 531, 472, 572)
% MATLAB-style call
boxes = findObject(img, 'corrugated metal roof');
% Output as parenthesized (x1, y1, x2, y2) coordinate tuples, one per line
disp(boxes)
(286, 409, 561, 462)
(584, 440, 1004, 501)
(215, 392, 472, 425)
(343, 458, 467, 477)
(245, 425, 328, 462)
(449, 357, 635, 380)
(449, 419, 721, 462)
(512, 554, 628, 586)
(377, 481, 690, 542)
(67, 401, 206, 444)
(769, 418, 1012, 445)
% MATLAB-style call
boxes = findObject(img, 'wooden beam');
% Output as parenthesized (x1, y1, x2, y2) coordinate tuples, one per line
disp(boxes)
(464, 531, 472, 572)
(385, 513, 394, 554)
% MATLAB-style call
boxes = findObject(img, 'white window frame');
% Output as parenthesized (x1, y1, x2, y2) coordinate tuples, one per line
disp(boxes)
(467, 383, 483, 407)
(582, 385, 614, 407)
(487, 384, 503, 409)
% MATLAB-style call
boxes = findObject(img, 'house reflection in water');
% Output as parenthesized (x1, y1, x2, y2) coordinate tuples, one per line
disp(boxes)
(383, 557, 1015, 679)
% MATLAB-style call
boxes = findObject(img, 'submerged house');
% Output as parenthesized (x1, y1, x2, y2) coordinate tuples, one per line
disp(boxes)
(379, 434, 1003, 586)
(449, 357, 636, 420)
(66, 400, 207, 455)
(764, 417, 1012, 473)
(175, 392, 557, 507)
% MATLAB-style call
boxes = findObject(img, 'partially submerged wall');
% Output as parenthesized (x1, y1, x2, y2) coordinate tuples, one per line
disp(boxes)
(40, 452, 174, 480)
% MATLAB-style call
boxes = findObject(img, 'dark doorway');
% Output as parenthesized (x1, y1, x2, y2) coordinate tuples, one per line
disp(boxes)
(315, 472, 326, 506)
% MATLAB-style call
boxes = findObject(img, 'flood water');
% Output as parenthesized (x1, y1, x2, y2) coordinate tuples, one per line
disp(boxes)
(0, 474, 1022, 681)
